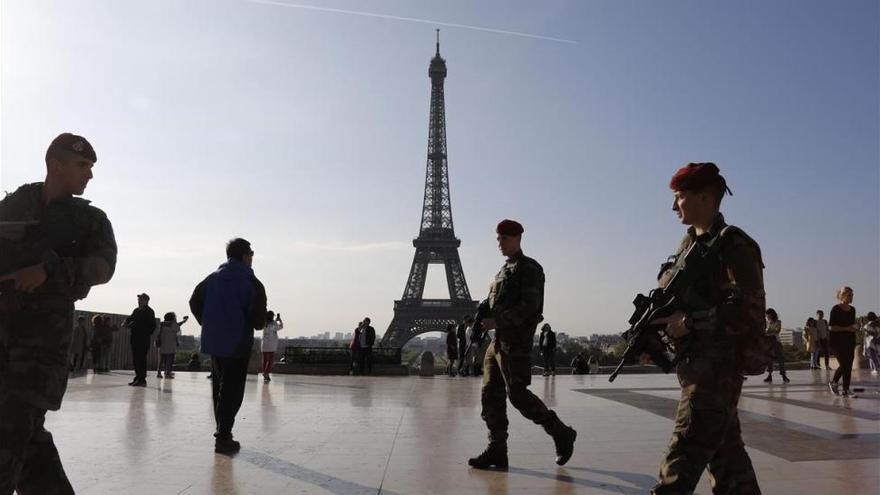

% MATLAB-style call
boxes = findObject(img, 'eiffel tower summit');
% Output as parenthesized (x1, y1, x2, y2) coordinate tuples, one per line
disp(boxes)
(381, 31, 479, 348)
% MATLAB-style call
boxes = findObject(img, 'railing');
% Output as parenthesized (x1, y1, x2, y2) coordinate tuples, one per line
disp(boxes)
(283, 346, 402, 365)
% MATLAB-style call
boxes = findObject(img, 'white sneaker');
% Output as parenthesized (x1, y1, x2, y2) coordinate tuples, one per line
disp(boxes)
(871, 370, 878, 375)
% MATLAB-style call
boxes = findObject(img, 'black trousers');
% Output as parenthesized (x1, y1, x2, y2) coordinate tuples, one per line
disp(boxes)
(211, 355, 250, 437)
(358, 347, 373, 375)
(0, 388, 74, 495)
(819, 338, 830, 368)
(831, 333, 856, 391)
(766, 340, 786, 375)
(130, 334, 151, 381)
(542, 348, 556, 373)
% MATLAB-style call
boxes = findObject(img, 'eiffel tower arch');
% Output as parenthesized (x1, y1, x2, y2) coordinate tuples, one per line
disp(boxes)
(381, 32, 478, 348)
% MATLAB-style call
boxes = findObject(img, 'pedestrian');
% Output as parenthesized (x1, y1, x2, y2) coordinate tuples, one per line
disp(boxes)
(456, 315, 472, 376)
(260, 311, 283, 382)
(649, 162, 763, 493)
(468, 219, 577, 470)
(828, 286, 859, 397)
(763, 308, 790, 383)
(863, 312, 880, 375)
(123, 293, 156, 386)
(804, 317, 820, 369)
(349, 321, 362, 375)
(467, 320, 485, 377)
(70, 316, 88, 371)
(445, 323, 458, 376)
(570, 352, 589, 375)
(0, 132, 117, 493)
(91, 314, 115, 372)
(816, 310, 831, 369)
(538, 323, 557, 376)
(156, 312, 187, 379)
(187, 352, 202, 372)
(189, 237, 267, 454)
(358, 317, 376, 375)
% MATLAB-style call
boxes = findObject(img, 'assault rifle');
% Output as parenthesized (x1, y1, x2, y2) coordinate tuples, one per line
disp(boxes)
(608, 239, 716, 382)
(0, 220, 40, 294)
(471, 299, 491, 346)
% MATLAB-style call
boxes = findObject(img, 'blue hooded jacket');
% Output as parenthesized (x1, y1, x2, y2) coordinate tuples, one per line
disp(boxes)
(190, 259, 267, 358)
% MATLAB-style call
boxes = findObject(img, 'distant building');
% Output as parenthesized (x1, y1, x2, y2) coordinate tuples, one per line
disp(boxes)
(779, 328, 803, 348)
(334, 332, 344, 340)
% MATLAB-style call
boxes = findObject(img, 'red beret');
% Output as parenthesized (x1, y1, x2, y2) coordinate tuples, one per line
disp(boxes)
(46, 133, 97, 163)
(669, 162, 730, 194)
(496, 219, 524, 236)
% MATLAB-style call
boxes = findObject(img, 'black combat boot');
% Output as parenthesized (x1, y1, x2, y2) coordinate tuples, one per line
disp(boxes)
(468, 443, 508, 469)
(542, 411, 577, 466)
(214, 434, 241, 455)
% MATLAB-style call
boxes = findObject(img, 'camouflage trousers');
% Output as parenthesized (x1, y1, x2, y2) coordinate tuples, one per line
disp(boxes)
(481, 339, 560, 445)
(0, 386, 73, 495)
(653, 355, 761, 495)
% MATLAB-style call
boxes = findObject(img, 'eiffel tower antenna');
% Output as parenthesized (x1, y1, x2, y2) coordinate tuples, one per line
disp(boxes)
(381, 33, 478, 348)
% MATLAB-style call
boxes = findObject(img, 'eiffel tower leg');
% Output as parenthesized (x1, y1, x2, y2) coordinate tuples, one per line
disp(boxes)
(402, 249, 430, 300)
(443, 249, 472, 301)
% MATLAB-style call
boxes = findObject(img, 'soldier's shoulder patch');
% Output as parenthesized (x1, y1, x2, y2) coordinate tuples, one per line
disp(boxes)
(521, 255, 545, 274)
(719, 224, 764, 267)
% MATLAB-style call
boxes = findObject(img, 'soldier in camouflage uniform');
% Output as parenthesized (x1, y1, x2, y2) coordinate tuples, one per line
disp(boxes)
(0, 133, 117, 494)
(650, 163, 763, 494)
(468, 219, 577, 469)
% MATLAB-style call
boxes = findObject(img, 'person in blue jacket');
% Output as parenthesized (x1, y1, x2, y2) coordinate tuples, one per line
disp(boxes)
(189, 238, 267, 455)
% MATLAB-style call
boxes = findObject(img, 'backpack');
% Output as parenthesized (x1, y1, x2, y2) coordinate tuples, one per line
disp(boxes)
(717, 226, 776, 375)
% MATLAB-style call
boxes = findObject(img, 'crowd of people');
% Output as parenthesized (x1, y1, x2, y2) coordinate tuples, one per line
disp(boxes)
(442, 314, 488, 377)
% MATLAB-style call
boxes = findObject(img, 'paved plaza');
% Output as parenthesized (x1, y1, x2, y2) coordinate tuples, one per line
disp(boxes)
(51, 369, 879, 494)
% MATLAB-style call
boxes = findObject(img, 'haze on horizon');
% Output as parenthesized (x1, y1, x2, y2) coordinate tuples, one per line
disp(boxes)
(1, 0, 878, 339)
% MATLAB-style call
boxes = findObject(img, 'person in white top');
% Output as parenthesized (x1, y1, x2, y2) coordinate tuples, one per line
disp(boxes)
(157, 313, 188, 379)
(763, 308, 789, 383)
(803, 317, 820, 369)
(862, 312, 880, 375)
(259, 311, 283, 382)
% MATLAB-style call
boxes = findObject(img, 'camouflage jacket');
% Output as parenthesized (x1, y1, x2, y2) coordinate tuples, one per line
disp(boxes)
(487, 251, 545, 350)
(0, 182, 117, 410)
(666, 213, 766, 354)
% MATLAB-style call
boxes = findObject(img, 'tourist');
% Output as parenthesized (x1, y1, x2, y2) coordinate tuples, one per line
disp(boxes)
(861, 312, 879, 375)
(538, 323, 557, 376)
(156, 312, 187, 379)
(456, 315, 471, 376)
(91, 314, 114, 372)
(358, 317, 376, 375)
(70, 316, 88, 371)
(763, 308, 789, 383)
(828, 286, 858, 397)
(349, 321, 362, 375)
(570, 352, 589, 374)
(124, 293, 156, 386)
(804, 317, 820, 369)
(445, 323, 458, 376)
(816, 310, 831, 369)
(187, 352, 202, 372)
(190, 237, 267, 454)
(260, 311, 283, 382)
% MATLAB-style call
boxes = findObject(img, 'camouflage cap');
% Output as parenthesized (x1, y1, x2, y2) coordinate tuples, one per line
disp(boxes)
(496, 219, 524, 236)
(46, 133, 97, 163)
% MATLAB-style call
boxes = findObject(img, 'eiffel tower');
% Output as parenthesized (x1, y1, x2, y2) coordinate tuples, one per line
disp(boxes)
(381, 32, 478, 348)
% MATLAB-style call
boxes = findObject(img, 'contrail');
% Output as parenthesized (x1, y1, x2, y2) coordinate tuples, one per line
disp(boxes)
(246, 0, 577, 44)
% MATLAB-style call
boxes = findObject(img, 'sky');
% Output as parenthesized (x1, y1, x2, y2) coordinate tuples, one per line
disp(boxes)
(1, 0, 878, 339)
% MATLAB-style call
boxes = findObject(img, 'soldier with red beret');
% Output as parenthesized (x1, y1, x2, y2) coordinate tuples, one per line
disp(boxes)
(468, 219, 577, 469)
(0, 133, 117, 493)
(650, 162, 766, 494)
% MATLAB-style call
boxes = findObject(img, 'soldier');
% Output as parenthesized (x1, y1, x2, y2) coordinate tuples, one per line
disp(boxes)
(650, 162, 763, 494)
(468, 219, 577, 469)
(0, 133, 117, 494)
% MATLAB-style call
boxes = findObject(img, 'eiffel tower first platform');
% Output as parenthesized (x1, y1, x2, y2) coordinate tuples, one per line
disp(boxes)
(381, 32, 478, 348)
